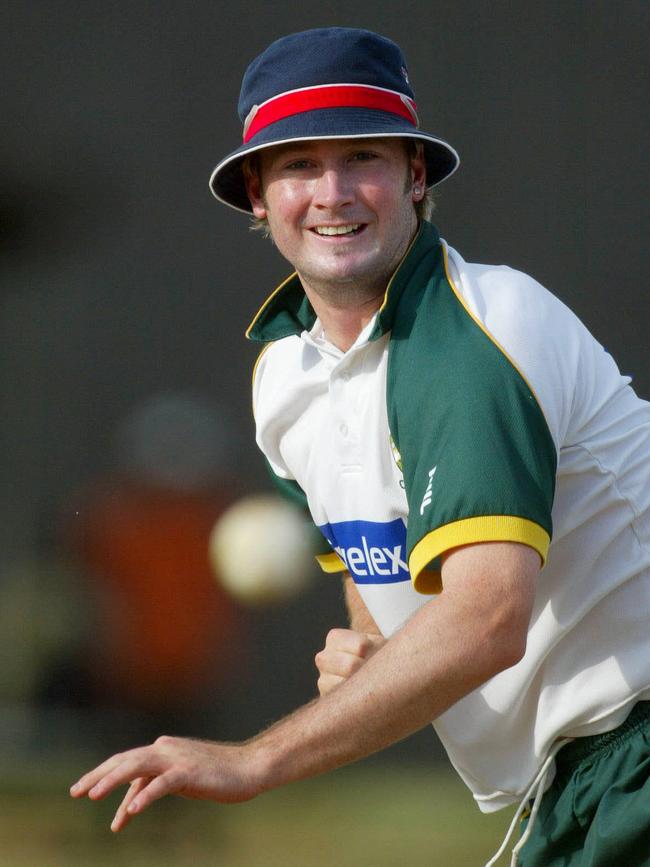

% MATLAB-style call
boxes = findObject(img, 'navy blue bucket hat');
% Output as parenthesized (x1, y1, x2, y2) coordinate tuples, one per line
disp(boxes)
(209, 27, 460, 213)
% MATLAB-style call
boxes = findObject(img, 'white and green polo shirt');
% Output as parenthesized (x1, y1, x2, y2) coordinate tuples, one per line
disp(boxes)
(248, 220, 650, 811)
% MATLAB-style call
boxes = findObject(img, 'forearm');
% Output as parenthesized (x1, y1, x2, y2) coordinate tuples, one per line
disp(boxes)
(343, 573, 381, 634)
(251, 547, 535, 792)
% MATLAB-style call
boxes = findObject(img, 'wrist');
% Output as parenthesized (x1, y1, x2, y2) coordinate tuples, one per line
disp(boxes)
(244, 699, 322, 793)
(243, 734, 288, 795)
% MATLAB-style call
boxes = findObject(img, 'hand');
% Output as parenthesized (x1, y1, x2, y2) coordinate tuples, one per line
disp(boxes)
(70, 736, 261, 832)
(315, 628, 385, 696)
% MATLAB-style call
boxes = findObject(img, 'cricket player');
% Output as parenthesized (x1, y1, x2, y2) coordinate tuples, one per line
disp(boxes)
(71, 28, 650, 866)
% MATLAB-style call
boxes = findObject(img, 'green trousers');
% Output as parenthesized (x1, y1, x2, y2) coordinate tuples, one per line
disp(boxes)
(518, 701, 650, 866)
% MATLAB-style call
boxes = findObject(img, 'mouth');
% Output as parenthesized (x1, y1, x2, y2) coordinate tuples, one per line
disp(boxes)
(310, 223, 365, 237)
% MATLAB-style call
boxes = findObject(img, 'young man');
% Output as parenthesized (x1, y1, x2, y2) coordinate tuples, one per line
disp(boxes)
(71, 28, 650, 866)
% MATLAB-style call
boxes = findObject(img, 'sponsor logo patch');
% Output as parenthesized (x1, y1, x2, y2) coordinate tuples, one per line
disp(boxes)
(318, 518, 409, 584)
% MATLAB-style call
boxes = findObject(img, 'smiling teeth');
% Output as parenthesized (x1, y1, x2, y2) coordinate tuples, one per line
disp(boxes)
(314, 224, 361, 236)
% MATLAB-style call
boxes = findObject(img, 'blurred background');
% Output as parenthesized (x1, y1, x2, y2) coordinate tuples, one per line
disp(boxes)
(1, 1, 647, 864)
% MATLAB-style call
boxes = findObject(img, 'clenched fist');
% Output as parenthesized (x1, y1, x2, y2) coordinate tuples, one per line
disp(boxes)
(315, 628, 385, 695)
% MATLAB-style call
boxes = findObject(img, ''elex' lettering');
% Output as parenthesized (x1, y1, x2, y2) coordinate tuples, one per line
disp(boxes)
(335, 537, 407, 577)
(318, 518, 410, 584)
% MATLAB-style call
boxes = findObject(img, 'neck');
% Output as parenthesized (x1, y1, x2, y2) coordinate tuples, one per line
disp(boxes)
(303, 288, 385, 352)
(297, 223, 420, 352)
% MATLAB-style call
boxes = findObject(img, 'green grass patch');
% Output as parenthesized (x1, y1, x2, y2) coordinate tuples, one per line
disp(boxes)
(0, 760, 515, 866)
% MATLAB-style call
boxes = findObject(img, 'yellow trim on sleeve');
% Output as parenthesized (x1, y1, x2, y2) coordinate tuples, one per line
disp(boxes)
(409, 515, 550, 595)
(316, 552, 347, 574)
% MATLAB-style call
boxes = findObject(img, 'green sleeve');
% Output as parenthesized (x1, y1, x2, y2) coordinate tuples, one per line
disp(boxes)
(387, 243, 556, 593)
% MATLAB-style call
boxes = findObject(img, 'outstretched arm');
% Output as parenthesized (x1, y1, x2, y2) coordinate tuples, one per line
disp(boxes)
(71, 541, 539, 831)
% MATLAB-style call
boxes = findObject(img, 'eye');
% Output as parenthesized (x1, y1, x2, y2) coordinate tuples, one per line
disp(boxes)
(350, 151, 378, 162)
(283, 158, 313, 170)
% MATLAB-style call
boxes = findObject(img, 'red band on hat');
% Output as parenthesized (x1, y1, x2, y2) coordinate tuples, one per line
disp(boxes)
(243, 84, 418, 143)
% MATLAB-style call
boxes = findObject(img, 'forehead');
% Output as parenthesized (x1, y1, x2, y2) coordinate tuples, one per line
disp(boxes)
(258, 136, 411, 166)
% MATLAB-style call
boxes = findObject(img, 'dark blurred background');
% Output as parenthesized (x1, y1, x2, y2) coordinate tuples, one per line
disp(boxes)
(0, 0, 647, 857)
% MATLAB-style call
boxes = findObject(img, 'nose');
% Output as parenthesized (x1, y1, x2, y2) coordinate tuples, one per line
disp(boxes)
(311, 167, 354, 210)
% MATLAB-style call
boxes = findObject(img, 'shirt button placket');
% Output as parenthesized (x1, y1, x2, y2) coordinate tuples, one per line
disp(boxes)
(330, 359, 360, 459)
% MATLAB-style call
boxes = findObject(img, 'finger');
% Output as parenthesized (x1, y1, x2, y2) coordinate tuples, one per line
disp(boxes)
(316, 648, 366, 679)
(318, 673, 345, 695)
(90, 756, 160, 802)
(70, 751, 132, 798)
(80, 750, 158, 802)
(325, 629, 384, 658)
(324, 628, 369, 654)
(111, 777, 151, 833)
(124, 768, 189, 817)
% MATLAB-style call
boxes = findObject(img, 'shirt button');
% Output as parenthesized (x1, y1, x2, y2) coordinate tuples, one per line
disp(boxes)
(341, 370, 351, 381)
(339, 423, 348, 437)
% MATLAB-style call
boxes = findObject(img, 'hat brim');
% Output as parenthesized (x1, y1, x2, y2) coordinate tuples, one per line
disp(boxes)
(209, 108, 460, 214)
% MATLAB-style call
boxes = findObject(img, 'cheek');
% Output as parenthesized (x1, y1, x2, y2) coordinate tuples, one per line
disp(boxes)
(360, 175, 409, 213)
(265, 181, 309, 219)
(363, 195, 404, 230)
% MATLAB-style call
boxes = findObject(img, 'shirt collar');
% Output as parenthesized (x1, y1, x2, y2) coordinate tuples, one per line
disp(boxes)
(300, 312, 380, 358)
(245, 221, 441, 343)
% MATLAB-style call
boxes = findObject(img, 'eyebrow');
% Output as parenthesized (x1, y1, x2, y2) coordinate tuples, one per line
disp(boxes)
(266, 139, 395, 163)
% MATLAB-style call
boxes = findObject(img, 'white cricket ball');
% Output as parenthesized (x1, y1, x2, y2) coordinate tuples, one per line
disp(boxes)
(209, 494, 314, 605)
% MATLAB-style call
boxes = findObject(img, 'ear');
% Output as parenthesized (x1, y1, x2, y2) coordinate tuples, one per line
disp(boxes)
(409, 144, 427, 202)
(243, 160, 267, 218)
